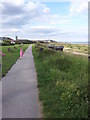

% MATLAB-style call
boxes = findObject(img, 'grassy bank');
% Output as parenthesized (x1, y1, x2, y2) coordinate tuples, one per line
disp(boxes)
(2, 44, 29, 77)
(32, 44, 88, 118)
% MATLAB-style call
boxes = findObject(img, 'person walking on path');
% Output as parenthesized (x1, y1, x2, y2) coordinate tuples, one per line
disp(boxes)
(20, 48, 24, 59)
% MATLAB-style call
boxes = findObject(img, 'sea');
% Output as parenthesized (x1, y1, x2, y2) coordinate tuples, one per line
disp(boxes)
(69, 42, 89, 44)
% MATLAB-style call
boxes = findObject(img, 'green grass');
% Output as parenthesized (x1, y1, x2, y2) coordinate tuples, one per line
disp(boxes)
(32, 44, 88, 118)
(2, 44, 29, 77)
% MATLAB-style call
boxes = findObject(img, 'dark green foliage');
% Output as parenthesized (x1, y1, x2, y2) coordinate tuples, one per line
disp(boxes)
(15, 40, 21, 44)
(16, 40, 36, 44)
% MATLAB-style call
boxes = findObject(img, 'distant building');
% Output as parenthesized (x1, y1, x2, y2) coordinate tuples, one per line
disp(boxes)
(43, 39, 56, 43)
(0, 37, 15, 44)
(17, 39, 35, 44)
(17, 39, 28, 44)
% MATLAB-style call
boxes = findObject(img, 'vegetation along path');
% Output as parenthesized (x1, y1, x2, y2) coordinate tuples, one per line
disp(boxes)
(32, 43, 88, 118)
(2, 45, 41, 118)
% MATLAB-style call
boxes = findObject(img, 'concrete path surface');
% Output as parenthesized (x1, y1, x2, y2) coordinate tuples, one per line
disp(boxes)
(2, 45, 41, 118)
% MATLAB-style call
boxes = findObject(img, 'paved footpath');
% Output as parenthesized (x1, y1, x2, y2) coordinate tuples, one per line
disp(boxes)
(2, 45, 41, 118)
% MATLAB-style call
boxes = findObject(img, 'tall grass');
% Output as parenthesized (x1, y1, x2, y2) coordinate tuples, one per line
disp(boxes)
(32, 44, 88, 118)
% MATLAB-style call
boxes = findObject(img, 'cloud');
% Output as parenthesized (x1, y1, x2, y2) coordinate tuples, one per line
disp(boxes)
(1, 0, 52, 27)
(1, 0, 69, 28)
(0, 0, 88, 42)
(1, 28, 19, 33)
(2, 3, 25, 15)
(1, 25, 87, 42)
(1, 1, 70, 28)
(43, 8, 51, 14)
(2, 0, 24, 6)
(69, 0, 88, 15)
(21, 25, 66, 36)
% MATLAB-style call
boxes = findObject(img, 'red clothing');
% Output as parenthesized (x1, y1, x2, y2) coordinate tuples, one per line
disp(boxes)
(20, 49, 23, 58)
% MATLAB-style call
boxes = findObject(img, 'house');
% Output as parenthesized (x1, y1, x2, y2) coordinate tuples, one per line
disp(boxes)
(0, 37, 4, 43)
(0, 37, 15, 44)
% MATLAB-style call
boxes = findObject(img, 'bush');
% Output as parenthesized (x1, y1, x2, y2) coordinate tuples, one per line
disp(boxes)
(15, 40, 21, 44)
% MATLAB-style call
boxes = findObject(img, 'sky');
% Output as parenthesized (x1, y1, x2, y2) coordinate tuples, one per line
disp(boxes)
(0, 0, 89, 42)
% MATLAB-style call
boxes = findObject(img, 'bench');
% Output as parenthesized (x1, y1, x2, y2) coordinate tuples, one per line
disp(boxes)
(54, 46, 64, 51)
(48, 46, 54, 49)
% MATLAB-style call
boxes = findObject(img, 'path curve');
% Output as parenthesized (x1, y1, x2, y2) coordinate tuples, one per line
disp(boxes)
(2, 45, 41, 118)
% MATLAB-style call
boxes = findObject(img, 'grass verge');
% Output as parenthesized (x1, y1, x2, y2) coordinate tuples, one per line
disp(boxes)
(32, 43, 88, 118)
(2, 44, 29, 77)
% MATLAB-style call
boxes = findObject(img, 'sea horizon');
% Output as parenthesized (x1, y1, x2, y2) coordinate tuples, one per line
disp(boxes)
(69, 41, 88, 44)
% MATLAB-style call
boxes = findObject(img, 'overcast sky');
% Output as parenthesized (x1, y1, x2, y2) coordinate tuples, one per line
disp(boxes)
(0, 0, 89, 42)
